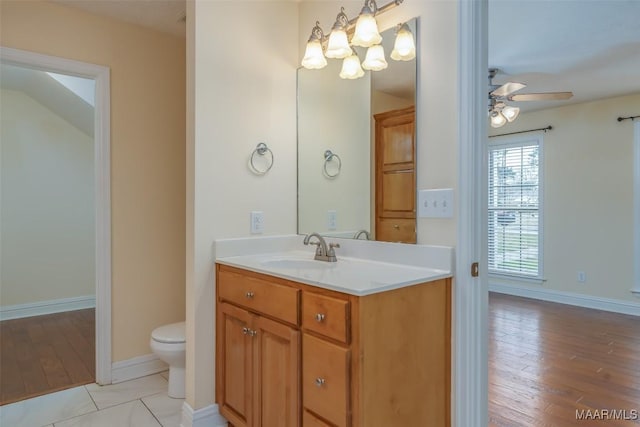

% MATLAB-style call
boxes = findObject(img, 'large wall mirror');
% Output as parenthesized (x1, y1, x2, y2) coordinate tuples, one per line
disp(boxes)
(297, 18, 418, 241)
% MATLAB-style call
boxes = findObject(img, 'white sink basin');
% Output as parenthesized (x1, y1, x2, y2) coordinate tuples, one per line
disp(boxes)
(259, 258, 332, 270)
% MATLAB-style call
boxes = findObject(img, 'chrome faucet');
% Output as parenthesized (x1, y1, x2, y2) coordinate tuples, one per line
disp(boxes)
(353, 229, 371, 240)
(303, 233, 340, 262)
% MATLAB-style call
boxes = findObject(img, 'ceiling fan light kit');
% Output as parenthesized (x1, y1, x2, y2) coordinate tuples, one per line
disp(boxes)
(488, 68, 573, 127)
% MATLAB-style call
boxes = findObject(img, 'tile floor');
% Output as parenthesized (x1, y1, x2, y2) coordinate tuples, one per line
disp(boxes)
(0, 372, 183, 427)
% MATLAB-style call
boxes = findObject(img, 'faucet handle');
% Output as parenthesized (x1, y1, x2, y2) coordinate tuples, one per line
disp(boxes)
(328, 242, 340, 256)
(309, 241, 324, 256)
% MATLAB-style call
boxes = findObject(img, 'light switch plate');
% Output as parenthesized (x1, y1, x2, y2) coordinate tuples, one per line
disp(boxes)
(418, 189, 454, 218)
(250, 211, 264, 234)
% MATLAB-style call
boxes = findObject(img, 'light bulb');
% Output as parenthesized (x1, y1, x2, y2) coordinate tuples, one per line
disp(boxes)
(326, 29, 352, 59)
(362, 45, 388, 71)
(390, 23, 416, 61)
(502, 105, 520, 122)
(301, 39, 327, 69)
(339, 54, 365, 79)
(351, 5, 382, 47)
(490, 110, 507, 128)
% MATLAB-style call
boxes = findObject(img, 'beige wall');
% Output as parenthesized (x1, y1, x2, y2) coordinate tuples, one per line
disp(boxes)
(1, 1, 186, 362)
(1, 89, 94, 306)
(489, 93, 640, 303)
(187, 0, 458, 411)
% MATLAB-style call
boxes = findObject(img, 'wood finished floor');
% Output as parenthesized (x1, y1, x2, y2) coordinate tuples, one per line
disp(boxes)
(0, 308, 95, 406)
(490, 293, 640, 427)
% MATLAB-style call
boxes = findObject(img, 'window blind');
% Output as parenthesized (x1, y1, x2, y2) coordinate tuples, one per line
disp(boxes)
(488, 139, 541, 278)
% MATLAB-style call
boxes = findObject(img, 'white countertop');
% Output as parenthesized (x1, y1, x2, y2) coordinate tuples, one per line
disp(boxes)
(216, 250, 452, 296)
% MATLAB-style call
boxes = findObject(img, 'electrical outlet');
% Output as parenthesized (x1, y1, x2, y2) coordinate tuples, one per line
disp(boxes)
(250, 211, 264, 234)
(327, 210, 337, 230)
(577, 271, 586, 283)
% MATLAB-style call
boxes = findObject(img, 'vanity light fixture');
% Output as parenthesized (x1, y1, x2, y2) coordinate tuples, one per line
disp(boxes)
(301, 0, 413, 80)
(325, 8, 352, 59)
(390, 22, 416, 61)
(351, 0, 383, 47)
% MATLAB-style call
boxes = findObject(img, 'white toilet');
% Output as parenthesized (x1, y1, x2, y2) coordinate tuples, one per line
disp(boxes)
(150, 321, 185, 398)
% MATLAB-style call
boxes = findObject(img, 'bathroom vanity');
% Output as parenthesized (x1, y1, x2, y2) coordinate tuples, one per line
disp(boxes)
(214, 238, 452, 427)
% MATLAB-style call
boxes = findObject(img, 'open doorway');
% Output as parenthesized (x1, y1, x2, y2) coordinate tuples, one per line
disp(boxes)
(0, 47, 111, 404)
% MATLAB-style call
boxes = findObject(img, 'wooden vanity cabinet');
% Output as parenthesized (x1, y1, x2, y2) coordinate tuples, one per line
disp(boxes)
(216, 264, 451, 427)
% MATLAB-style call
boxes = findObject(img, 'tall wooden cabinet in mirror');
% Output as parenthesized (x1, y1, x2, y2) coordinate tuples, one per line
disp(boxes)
(297, 18, 418, 241)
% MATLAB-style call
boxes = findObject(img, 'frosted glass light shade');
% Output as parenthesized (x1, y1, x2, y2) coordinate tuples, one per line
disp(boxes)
(502, 105, 520, 122)
(351, 12, 382, 47)
(339, 54, 365, 79)
(362, 45, 388, 71)
(301, 40, 327, 69)
(390, 23, 416, 61)
(325, 29, 352, 59)
(490, 110, 507, 128)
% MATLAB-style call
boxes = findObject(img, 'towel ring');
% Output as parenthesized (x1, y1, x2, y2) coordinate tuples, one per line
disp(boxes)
(323, 150, 341, 178)
(249, 142, 274, 175)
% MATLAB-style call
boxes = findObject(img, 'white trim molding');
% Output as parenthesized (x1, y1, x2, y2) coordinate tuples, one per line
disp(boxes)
(490, 282, 640, 317)
(633, 120, 640, 297)
(456, 0, 489, 426)
(0, 296, 96, 321)
(0, 47, 112, 385)
(111, 354, 168, 384)
(180, 402, 227, 427)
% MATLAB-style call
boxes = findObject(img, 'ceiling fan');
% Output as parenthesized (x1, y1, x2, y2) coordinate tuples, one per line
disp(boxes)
(488, 68, 573, 128)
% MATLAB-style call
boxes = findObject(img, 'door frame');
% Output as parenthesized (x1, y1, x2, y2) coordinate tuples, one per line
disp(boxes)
(0, 46, 112, 384)
(455, 0, 489, 426)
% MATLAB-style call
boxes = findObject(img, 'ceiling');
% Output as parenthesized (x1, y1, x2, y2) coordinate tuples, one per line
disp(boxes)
(489, 0, 640, 112)
(48, 0, 640, 112)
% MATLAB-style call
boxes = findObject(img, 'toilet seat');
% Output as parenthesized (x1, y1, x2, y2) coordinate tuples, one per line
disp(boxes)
(151, 321, 185, 344)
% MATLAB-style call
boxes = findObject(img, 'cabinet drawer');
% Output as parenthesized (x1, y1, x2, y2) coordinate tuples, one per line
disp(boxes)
(377, 218, 416, 243)
(303, 334, 349, 427)
(303, 410, 333, 427)
(218, 268, 299, 325)
(303, 292, 350, 344)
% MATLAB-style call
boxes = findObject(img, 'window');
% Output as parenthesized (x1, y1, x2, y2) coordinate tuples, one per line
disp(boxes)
(488, 134, 543, 278)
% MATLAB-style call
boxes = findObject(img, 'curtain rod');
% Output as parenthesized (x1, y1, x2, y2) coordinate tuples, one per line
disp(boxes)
(489, 125, 553, 138)
(617, 115, 640, 122)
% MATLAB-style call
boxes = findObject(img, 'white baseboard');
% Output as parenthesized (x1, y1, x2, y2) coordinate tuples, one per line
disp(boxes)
(181, 402, 227, 427)
(111, 353, 168, 384)
(0, 295, 96, 321)
(489, 282, 640, 317)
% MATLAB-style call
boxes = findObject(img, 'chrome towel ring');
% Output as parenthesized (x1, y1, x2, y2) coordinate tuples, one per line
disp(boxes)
(323, 150, 341, 178)
(249, 142, 274, 175)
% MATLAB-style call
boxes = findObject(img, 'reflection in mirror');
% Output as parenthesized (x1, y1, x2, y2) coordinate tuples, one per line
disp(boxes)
(297, 18, 417, 241)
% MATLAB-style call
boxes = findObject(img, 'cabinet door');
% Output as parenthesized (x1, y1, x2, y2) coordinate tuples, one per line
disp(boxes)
(253, 315, 300, 427)
(218, 303, 253, 427)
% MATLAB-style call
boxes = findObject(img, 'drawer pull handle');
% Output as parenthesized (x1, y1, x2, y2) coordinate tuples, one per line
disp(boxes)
(245, 291, 255, 299)
(393, 224, 400, 229)
(315, 313, 325, 322)
(242, 327, 258, 337)
(315, 377, 326, 387)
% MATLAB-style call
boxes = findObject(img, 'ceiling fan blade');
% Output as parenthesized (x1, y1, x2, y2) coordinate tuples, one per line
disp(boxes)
(490, 82, 526, 97)
(509, 92, 573, 101)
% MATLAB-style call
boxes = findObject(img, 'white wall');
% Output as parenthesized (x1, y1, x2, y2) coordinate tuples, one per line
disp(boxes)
(188, 0, 299, 409)
(298, 60, 371, 235)
(0, 88, 95, 306)
(188, 0, 458, 411)
(489, 93, 640, 303)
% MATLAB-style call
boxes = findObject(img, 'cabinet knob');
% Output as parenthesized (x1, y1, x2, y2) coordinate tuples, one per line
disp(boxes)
(315, 313, 325, 322)
(315, 377, 326, 387)
(249, 329, 258, 337)
(245, 291, 255, 299)
(393, 224, 400, 229)
(242, 327, 250, 335)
